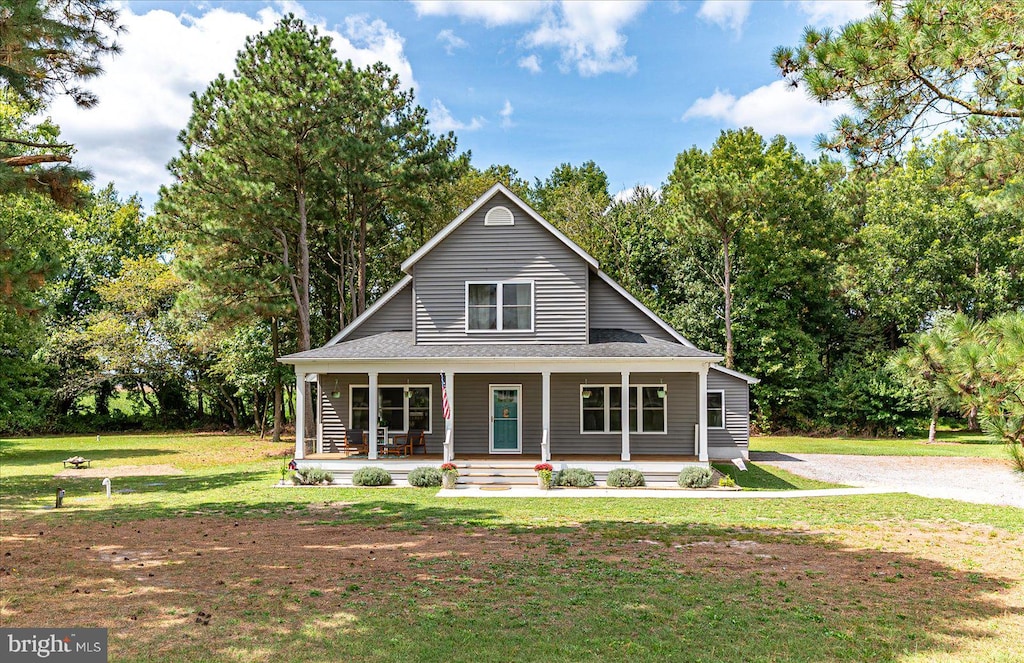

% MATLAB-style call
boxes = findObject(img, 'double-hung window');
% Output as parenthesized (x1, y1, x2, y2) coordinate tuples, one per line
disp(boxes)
(350, 386, 432, 433)
(581, 385, 666, 433)
(707, 391, 725, 429)
(466, 281, 533, 331)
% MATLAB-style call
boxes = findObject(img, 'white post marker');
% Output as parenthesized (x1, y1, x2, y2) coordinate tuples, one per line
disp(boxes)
(102, 477, 111, 498)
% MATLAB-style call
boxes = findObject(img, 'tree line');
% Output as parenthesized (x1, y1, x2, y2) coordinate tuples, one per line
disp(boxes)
(3, 2, 1023, 452)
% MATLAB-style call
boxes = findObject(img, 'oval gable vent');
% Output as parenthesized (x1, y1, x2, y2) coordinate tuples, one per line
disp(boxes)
(484, 206, 514, 226)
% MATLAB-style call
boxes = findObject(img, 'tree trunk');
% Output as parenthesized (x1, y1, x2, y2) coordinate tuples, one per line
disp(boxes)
(271, 316, 283, 443)
(722, 233, 734, 369)
(928, 402, 938, 444)
(967, 404, 979, 431)
(296, 179, 315, 440)
(338, 233, 347, 329)
(217, 384, 241, 430)
(137, 382, 158, 417)
(95, 380, 113, 417)
(357, 196, 367, 316)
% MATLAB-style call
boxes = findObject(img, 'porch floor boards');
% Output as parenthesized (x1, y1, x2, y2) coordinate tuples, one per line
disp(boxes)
(304, 453, 698, 463)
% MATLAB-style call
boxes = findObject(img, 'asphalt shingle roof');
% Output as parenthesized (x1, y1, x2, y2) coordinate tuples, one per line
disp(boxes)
(282, 329, 720, 361)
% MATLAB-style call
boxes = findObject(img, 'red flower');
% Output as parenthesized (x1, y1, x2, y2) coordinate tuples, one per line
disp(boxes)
(534, 463, 553, 472)
(440, 462, 457, 472)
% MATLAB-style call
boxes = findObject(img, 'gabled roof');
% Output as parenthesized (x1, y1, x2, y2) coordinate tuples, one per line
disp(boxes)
(592, 269, 695, 348)
(400, 183, 599, 273)
(325, 275, 411, 346)
(711, 364, 761, 384)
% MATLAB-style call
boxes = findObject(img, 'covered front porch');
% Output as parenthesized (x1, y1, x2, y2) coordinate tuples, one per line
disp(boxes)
(289, 357, 715, 467)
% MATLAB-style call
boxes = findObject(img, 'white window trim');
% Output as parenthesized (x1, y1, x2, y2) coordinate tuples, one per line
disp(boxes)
(484, 205, 515, 226)
(707, 389, 726, 430)
(579, 384, 667, 435)
(350, 384, 433, 435)
(464, 280, 535, 333)
(489, 383, 523, 453)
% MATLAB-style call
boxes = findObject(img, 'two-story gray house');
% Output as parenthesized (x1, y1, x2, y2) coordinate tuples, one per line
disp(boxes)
(280, 184, 757, 476)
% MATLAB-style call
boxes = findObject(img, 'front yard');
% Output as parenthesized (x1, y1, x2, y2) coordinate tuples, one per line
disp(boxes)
(1, 432, 1022, 662)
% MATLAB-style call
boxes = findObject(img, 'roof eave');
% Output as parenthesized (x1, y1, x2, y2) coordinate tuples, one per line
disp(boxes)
(400, 183, 599, 273)
(325, 275, 412, 346)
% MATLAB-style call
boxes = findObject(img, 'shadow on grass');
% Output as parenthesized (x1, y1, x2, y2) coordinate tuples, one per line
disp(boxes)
(934, 430, 1001, 445)
(0, 470, 267, 512)
(746, 451, 804, 463)
(1, 504, 1020, 662)
(0, 443, 176, 467)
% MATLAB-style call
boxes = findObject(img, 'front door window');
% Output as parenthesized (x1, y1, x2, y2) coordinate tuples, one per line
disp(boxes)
(491, 386, 521, 453)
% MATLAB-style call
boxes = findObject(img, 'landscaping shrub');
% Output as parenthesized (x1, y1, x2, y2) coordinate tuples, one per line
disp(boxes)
(407, 466, 442, 488)
(606, 468, 645, 488)
(718, 474, 737, 487)
(556, 467, 595, 487)
(352, 467, 392, 486)
(677, 467, 713, 488)
(292, 469, 334, 485)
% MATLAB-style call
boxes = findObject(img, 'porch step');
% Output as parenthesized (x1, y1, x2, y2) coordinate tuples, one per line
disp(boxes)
(294, 458, 707, 487)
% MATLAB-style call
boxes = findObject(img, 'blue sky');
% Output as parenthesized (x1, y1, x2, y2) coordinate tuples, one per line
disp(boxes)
(47, 1, 874, 208)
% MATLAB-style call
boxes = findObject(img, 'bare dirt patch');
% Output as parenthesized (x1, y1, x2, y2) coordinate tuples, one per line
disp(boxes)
(53, 464, 184, 479)
(1, 513, 1022, 662)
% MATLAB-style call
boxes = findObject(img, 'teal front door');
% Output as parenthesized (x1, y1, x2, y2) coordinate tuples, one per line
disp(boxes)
(490, 385, 522, 453)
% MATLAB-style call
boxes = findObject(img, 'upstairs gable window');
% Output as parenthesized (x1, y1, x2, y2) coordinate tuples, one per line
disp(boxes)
(466, 281, 533, 331)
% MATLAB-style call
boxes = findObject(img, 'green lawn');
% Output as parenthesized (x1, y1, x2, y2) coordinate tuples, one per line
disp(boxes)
(1, 432, 1021, 662)
(752, 430, 1011, 458)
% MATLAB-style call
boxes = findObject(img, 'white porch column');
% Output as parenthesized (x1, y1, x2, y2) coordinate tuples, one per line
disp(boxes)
(315, 374, 323, 455)
(620, 370, 630, 462)
(698, 364, 709, 462)
(541, 371, 551, 462)
(444, 370, 455, 461)
(294, 369, 306, 460)
(368, 371, 379, 460)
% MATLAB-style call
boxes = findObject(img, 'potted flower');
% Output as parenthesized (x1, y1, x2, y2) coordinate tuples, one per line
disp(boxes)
(534, 463, 554, 490)
(440, 462, 459, 489)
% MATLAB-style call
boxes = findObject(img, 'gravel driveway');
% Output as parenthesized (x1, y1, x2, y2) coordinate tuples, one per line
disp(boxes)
(751, 452, 1024, 509)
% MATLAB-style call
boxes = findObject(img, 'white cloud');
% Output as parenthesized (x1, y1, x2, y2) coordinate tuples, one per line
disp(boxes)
(415, 1, 645, 77)
(791, 0, 875, 26)
(696, 0, 751, 35)
(524, 1, 646, 76)
(412, 1, 550, 27)
(499, 100, 514, 129)
(45, 5, 415, 206)
(429, 99, 485, 132)
(613, 184, 660, 204)
(437, 28, 468, 54)
(518, 54, 543, 74)
(681, 80, 853, 137)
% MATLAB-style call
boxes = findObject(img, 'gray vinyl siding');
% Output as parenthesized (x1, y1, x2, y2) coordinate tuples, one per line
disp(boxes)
(346, 283, 412, 340)
(452, 374, 542, 455)
(588, 272, 675, 341)
(549, 373, 697, 456)
(318, 373, 445, 453)
(707, 369, 750, 455)
(414, 193, 589, 344)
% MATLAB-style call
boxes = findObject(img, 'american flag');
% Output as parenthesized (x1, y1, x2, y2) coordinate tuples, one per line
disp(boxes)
(440, 373, 451, 420)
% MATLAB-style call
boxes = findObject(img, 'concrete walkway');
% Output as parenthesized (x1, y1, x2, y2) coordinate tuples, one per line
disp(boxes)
(435, 486, 896, 499)
(752, 452, 1024, 509)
